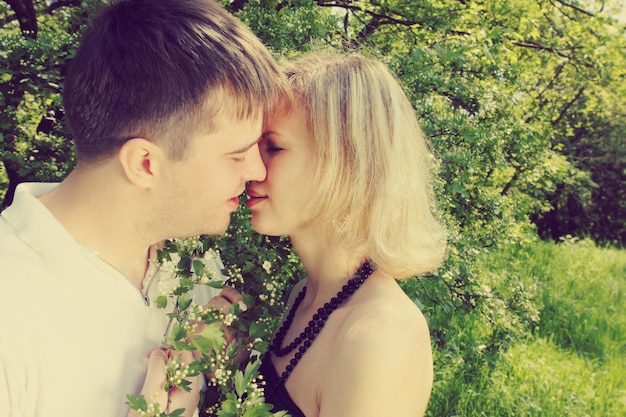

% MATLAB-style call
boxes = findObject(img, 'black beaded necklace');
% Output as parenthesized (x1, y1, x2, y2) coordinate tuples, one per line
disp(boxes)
(268, 261, 375, 387)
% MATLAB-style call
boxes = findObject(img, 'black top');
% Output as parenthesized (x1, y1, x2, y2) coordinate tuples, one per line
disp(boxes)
(258, 352, 306, 417)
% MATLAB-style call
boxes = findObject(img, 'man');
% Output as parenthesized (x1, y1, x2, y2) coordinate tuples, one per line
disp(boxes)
(0, 0, 284, 415)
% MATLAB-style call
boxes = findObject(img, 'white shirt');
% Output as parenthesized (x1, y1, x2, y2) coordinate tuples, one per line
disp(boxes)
(0, 183, 222, 417)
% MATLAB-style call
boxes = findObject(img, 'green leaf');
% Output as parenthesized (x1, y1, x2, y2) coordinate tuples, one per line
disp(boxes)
(193, 259, 205, 276)
(126, 394, 147, 412)
(168, 408, 185, 417)
(241, 407, 266, 417)
(242, 293, 255, 308)
(199, 322, 226, 350)
(178, 294, 193, 311)
(170, 340, 191, 351)
(244, 359, 261, 376)
(171, 323, 186, 341)
(191, 335, 215, 353)
(156, 295, 168, 309)
(234, 369, 245, 397)
(207, 280, 225, 289)
(217, 397, 238, 415)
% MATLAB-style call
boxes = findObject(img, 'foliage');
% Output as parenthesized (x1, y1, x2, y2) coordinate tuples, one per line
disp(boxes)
(0, 0, 103, 206)
(126, 226, 298, 417)
(197, 209, 304, 416)
(516, 1, 626, 245)
(127, 205, 304, 417)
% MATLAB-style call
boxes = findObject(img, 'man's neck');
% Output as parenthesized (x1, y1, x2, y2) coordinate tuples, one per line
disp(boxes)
(39, 168, 155, 289)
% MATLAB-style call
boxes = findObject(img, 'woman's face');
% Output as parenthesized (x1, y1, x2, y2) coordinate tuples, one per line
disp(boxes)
(246, 105, 318, 237)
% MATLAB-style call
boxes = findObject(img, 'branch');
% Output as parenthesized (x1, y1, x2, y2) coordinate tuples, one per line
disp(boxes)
(524, 63, 565, 123)
(45, 0, 82, 13)
(316, 0, 470, 42)
(0, 0, 81, 31)
(317, 0, 465, 27)
(417, 278, 438, 305)
(4, 0, 37, 38)
(513, 39, 596, 71)
(500, 168, 519, 196)
(439, 91, 479, 115)
(228, 0, 248, 12)
(554, 0, 596, 17)
(551, 86, 585, 126)
(0, 161, 20, 209)
(315, 0, 422, 38)
(513, 40, 576, 59)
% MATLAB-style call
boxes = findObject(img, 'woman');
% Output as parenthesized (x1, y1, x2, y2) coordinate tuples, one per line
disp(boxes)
(246, 51, 447, 417)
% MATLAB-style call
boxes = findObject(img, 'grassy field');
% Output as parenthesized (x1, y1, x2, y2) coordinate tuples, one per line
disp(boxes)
(421, 239, 626, 417)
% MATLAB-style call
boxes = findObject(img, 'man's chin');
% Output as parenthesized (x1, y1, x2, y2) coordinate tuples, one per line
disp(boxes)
(201, 217, 231, 236)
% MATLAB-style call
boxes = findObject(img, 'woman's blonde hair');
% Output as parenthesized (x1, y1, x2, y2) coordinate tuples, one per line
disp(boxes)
(282, 50, 447, 278)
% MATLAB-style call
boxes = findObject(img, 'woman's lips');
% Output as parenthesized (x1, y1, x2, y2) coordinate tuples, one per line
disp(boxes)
(246, 195, 266, 209)
(245, 188, 266, 208)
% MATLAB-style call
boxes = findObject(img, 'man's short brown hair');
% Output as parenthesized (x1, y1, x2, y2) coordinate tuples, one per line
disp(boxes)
(63, 0, 284, 162)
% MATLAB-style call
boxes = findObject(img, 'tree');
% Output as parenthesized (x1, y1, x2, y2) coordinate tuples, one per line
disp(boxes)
(0, 0, 95, 206)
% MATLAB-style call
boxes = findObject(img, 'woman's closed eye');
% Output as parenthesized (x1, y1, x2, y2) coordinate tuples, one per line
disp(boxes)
(263, 139, 283, 154)
(267, 144, 283, 153)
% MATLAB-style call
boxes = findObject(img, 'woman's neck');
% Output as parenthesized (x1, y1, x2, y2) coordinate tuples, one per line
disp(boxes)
(290, 233, 365, 309)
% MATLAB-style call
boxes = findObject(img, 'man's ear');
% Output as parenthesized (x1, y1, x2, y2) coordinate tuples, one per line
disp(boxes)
(117, 138, 165, 189)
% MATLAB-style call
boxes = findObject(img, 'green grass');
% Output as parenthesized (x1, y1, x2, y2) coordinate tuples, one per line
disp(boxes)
(481, 338, 600, 416)
(421, 239, 626, 417)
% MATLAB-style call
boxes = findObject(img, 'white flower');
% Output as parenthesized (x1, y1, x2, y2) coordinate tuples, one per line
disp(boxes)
(204, 249, 218, 260)
(156, 265, 180, 298)
(262, 260, 272, 274)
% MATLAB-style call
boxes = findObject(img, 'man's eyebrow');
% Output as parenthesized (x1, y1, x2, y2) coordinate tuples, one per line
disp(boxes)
(226, 138, 260, 155)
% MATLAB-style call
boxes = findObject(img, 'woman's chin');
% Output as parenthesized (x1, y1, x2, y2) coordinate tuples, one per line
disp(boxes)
(250, 218, 281, 237)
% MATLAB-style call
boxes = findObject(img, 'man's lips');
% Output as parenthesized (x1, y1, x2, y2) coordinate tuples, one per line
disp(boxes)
(228, 189, 246, 206)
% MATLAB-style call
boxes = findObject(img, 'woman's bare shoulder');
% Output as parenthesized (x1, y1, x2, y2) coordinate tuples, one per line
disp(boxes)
(343, 277, 429, 340)
(319, 279, 433, 417)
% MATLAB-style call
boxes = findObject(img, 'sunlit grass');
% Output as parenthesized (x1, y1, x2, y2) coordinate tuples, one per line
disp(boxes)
(481, 338, 598, 416)
(421, 239, 626, 416)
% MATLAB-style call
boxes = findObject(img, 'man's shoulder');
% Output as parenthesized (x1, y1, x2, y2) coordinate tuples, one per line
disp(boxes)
(0, 218, 51, 299)
(0, 218, 40, 262)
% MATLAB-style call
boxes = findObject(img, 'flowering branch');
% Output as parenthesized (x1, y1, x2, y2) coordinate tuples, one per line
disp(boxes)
(126, 236, 292, 417)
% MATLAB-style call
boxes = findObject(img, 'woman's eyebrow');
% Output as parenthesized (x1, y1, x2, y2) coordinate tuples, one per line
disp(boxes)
(262, 130, 279, 138)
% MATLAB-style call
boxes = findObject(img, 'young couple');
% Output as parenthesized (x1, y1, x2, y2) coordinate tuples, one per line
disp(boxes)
(0, 1, 446, 417)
